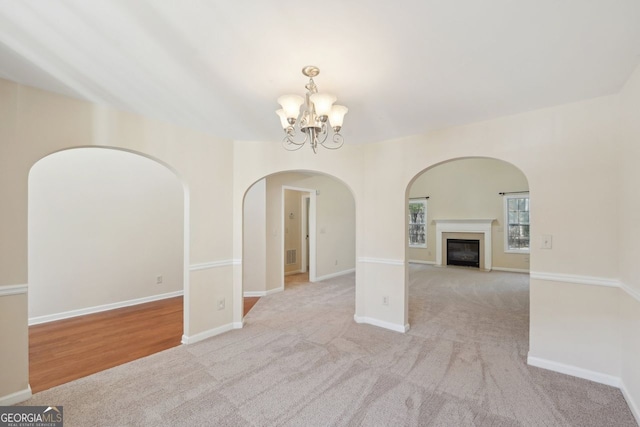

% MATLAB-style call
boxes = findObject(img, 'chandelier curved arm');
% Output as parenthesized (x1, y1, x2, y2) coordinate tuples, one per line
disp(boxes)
(320, 131, 344, 150)
(282, 126, 309, 151)
(317, 122, 329, 145)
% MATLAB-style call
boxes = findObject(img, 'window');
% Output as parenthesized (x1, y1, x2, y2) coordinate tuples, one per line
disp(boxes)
(409, 199, 427, 248)
(504, 194, 529, 252)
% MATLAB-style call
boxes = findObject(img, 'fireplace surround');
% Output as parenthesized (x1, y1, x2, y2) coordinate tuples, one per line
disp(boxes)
(434, 219, 494, 271)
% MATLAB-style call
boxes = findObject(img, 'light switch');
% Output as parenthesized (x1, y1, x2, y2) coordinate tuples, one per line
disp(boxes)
(541, 234, 552, 249)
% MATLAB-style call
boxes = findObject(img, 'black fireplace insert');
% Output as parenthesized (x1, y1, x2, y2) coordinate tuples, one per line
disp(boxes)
(447, 239, 480, 268)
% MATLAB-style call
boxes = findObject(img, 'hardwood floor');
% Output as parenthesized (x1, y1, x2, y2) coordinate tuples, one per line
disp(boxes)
(29, 296, 183, 393)
(244, 296, 260, 314)
(29, 296, 261, 393)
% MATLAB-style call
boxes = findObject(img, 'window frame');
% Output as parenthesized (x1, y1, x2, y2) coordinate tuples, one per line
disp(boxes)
(503, 193, 530, 254)
(408, 198, 427, 248)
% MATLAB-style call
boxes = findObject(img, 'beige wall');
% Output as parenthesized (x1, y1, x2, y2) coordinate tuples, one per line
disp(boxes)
(619, 62, 640, 419)
(28, 148, 184, 321)
(0, 79, 234, 402)
(0, 293, 28, 404)
(408, 158, 529, 271)
(242, 179, 267, 293)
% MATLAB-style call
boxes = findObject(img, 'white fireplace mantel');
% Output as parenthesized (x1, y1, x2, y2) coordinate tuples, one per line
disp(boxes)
(434, 219, 495, 270)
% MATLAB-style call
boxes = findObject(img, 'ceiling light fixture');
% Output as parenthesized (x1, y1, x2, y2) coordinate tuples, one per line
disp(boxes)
(276, 66, 348, 153)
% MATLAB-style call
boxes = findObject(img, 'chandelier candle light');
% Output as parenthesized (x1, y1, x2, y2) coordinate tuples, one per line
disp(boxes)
(276, 66, 348, 153)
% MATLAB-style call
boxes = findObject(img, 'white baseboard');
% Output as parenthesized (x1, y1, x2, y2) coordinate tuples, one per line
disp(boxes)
(181, 322, 235, 345)
(620, 379, 640, 426)
(243, 291, 265, 297)
(0, 385, 32, 405)
(527, 354, 620, 387)
(232, 321, 244, 329)
(316, 268, 355, 282)
(29, 290, 184, 326)
(353, 315, 409, 333)
(243, 286, 284, 297)
(492, 267, 529, 274)
(408, 260, 436, 265)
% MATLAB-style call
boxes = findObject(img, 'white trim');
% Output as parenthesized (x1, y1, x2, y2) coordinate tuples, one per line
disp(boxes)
(233, 321, 244, 329)
(316, 268, 356, 281)
(492, 267, 529, 274)
(527, 354, 620, 387)
(434, 219, 494, 270)
(28, 291, 184, 325)
(301, 194, 310, 274)
(621, 379, 640, 426)
(353, 315, 409, 333)
(181, 322, 235, 345)
(243, 291, 265, 297)
(408, 260, 436, 265)
(529, 272, 640, 304)
(530, 271, 620, 288)
(0, 284, 28, 297)
(189, 259, 239, 271)
(358, 257, 405, 266)
(284, 269, 303, 276)
(0, 385, 32, 405)
(620, 281, 640, 304)
(243, 286, 284, 297)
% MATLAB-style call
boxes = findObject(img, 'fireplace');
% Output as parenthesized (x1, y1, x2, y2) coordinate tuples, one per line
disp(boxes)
(446, 239, 480, 268)
(434, 219, 494, 271)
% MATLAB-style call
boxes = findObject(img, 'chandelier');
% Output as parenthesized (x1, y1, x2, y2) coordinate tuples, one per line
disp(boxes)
(276, 66, 348, 153)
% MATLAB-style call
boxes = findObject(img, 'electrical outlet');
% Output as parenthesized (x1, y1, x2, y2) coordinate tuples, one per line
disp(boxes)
(382, 296, 389, 306)
(217, 298, 225, 310)
(156, 275, 163, 285)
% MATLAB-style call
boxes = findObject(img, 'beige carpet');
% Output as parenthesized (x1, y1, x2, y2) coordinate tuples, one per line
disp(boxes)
(19, 265, 637, 426)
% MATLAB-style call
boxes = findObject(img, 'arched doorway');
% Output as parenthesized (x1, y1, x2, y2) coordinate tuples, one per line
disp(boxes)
(28, 147, 188, 391)
(404, 157, 530, 349)
(241, 170, 356, 318)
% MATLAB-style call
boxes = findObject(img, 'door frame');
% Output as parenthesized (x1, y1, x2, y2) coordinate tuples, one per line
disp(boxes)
(300, 195, 311, 273)
(281, 186, 316, 286)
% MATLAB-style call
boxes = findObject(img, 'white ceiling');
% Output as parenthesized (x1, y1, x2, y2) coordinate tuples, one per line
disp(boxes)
(1, 1, 639, 145)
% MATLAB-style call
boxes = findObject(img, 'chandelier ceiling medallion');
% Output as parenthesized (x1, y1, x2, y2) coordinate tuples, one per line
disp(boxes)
(276, 66, 348, 153)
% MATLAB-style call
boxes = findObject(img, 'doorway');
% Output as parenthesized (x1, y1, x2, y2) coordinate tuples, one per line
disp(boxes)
(28, 147, 187, 391)
(241, 170, 356, 315)
(405, 157, 530, 347)
(283, 186, 316, 283)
